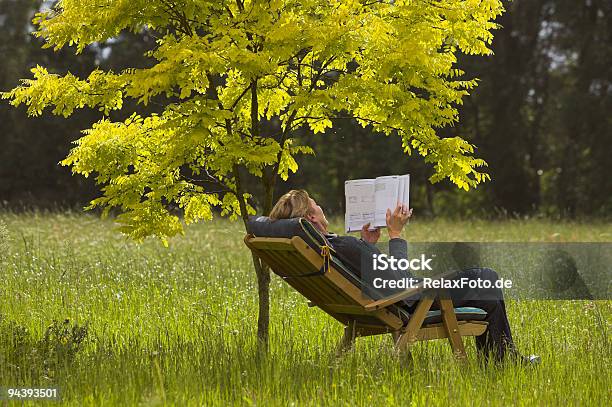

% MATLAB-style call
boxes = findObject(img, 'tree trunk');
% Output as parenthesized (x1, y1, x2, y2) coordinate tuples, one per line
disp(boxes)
(233, 163, 271, 348)
(253, 252, 270, 347)
(242, 78, 274, 349)
(251, 166, 278, 349)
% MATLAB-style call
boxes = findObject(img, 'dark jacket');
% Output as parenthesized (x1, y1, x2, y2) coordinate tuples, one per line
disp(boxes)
(323, 232, 418, 307)
(323, 233, 408, 276)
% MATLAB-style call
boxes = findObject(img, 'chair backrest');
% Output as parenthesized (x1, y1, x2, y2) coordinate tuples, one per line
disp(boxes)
(245, 234, 406, 335)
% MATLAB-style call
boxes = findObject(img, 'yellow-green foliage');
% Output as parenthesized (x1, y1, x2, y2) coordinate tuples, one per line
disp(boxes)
(2, 0, 504, 242)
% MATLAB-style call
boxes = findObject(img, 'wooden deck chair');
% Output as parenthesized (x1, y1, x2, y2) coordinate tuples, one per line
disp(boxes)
(244, 216, 488, 359)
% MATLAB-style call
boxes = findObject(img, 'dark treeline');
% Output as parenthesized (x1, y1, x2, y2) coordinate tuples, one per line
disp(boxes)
(1, 0, 610, 219)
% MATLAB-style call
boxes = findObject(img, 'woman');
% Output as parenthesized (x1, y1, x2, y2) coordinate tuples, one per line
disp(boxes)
(269, 189, 540, 364)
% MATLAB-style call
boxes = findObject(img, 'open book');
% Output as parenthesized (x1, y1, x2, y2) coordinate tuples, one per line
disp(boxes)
(344, 174, 410, 233)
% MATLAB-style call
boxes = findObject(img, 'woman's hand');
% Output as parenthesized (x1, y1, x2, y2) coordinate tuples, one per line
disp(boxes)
(386, 203, 413, 239)
(360, 222, 381, 244)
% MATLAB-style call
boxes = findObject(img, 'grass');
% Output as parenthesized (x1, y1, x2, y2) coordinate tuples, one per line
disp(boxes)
(0, 211, 610, 406)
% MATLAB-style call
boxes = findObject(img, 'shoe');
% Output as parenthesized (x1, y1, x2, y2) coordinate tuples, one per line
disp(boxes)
(477, 349, 541, 366)
(516, 354, 541, 366)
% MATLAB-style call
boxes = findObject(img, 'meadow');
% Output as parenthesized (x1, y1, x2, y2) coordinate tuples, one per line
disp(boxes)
(0, 211, 610, 406)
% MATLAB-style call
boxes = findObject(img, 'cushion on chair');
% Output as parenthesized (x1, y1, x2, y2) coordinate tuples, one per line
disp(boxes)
(247, 215, 330, 251)
(423, 307, 488, 325)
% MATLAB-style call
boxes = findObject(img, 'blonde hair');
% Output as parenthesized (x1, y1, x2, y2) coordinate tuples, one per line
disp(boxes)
(269, 189, 312, 220)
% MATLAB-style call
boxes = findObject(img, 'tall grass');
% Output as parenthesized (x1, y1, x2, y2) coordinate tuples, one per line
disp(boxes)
(0, 212, 610, 405)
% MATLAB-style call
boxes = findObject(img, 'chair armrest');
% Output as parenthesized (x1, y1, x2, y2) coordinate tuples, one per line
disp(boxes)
(363, 269, 461, 311)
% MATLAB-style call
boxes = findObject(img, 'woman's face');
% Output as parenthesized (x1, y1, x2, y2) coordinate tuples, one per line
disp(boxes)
(307, 197, 329, 232)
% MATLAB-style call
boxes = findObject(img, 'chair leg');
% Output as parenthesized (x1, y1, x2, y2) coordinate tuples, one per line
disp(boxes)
(439, 296, 467, 359)
(336, 320, 356, 355)
(396, 297, 434, 354)
(391, 331, 414, 365)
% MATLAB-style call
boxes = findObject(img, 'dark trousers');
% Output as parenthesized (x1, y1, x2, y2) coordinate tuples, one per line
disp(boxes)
(407, 267, 516, 360)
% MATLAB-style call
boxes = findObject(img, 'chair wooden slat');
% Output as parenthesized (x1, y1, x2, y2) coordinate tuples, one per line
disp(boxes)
(416, 321, 488, 341)
(263, 249, 344, 305)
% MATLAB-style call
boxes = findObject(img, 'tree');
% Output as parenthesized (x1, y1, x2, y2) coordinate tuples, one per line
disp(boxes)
(0, 0, 157, 207)
(546, 0, 612, 217)
(453, 0, 552, 215)
(447, 0, 612, 218)
(2, 0, 504, 346)
(0, 0, 100, 206)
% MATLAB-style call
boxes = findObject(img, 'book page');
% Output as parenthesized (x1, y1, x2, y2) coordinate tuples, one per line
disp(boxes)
(400, 174, 410, 207)
(344, 179, 376, 232)
(373, 176, 400, 227)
